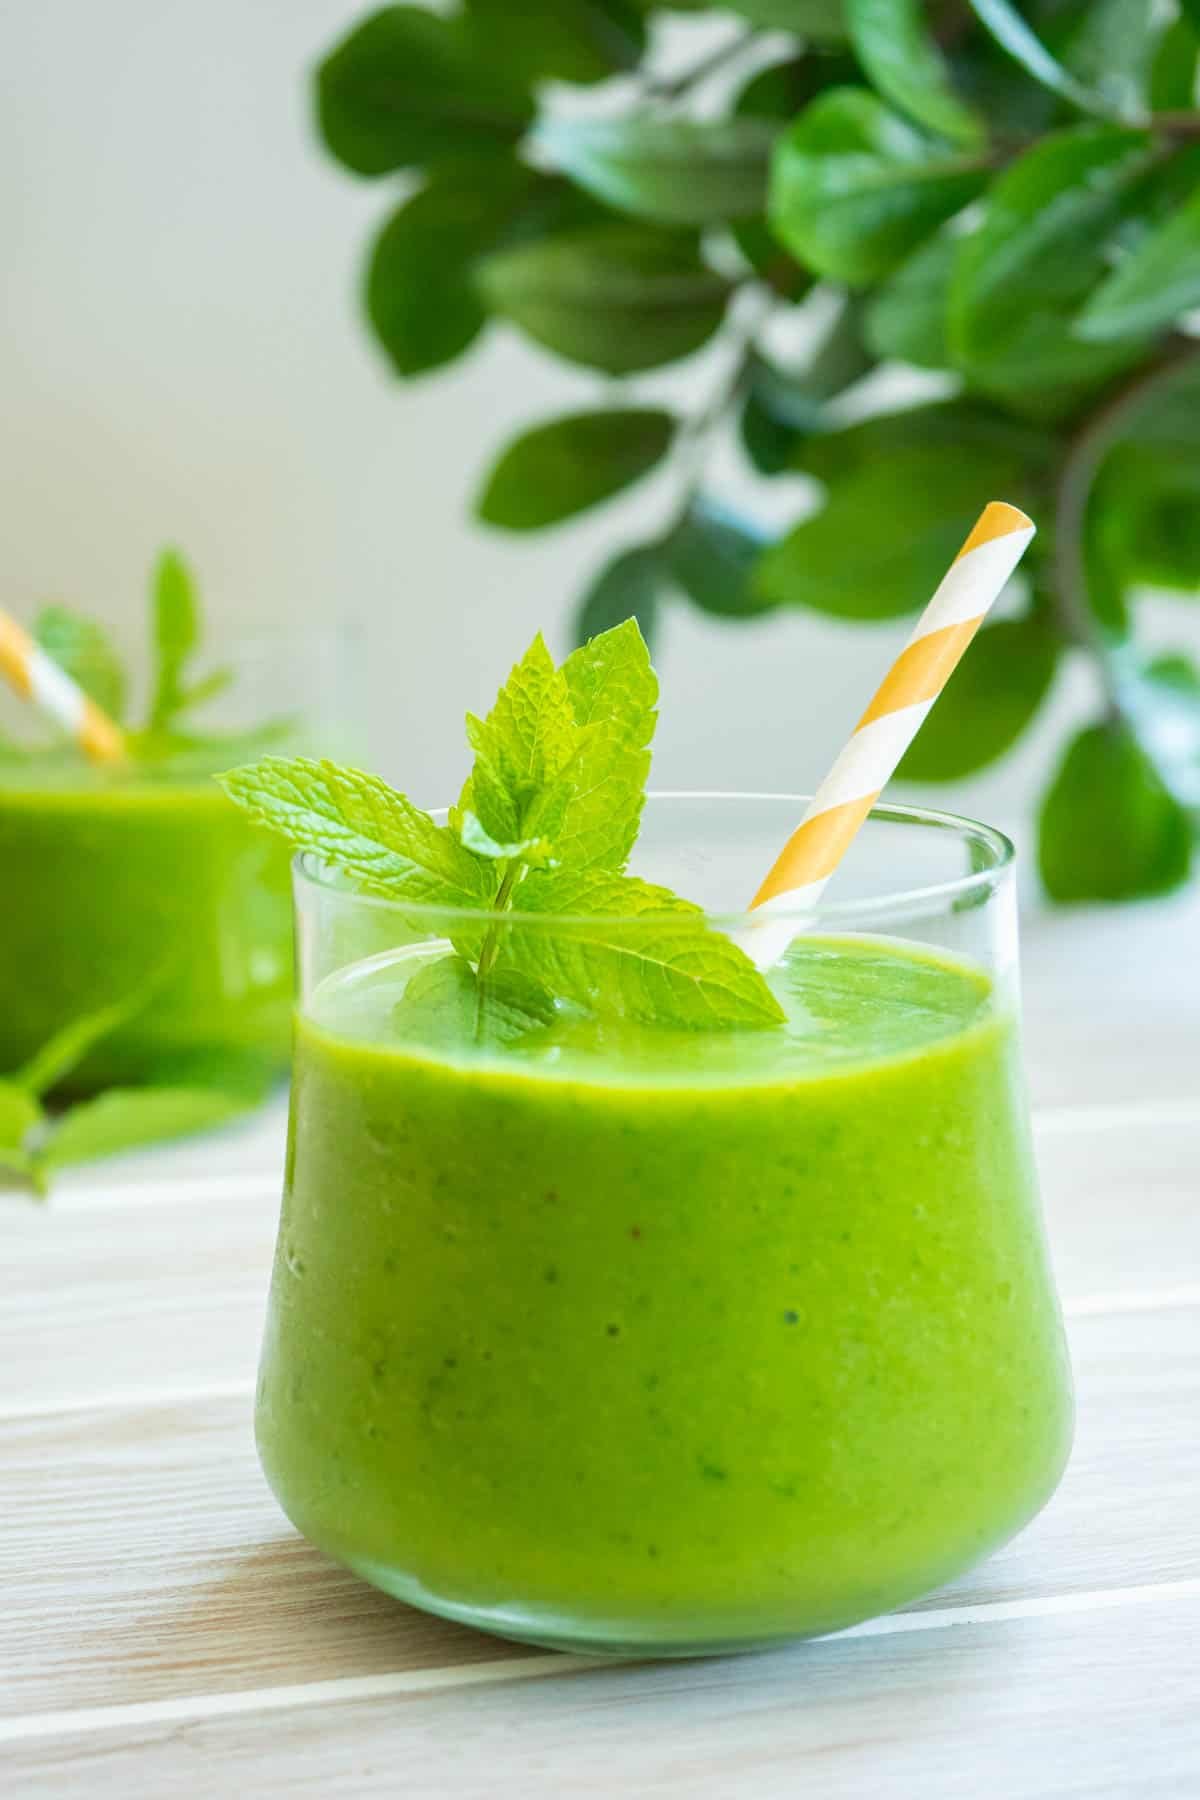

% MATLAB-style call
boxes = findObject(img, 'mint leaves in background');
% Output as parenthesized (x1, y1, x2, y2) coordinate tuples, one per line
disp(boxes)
(0, 998, 269, 1199)
(314, 0, 1200, 908)
(8, 547, 292, 771)
(222, 622, 784, 1035)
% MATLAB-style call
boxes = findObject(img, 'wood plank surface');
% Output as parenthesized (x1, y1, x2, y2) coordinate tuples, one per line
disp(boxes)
(2, 1302, 1195, 1719)
(6, 1589, 1198, 1798)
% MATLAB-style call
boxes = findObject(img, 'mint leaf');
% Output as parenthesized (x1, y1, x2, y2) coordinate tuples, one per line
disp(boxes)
(148, 548, 201, 729)
(39, 1085, 258, 1175)
(35, 607, 128, 722)
(0, 1081, 45, 1195)
(0, 1144, 43, 1192)
(464, 633, 578, 846)
(499, 869, 786, 1031)
(219, 756, 496, 905)
(13, 994, 149, 1098)
(175, 666, 235, 713)
(458, 812, 554, 864)
(556, 618, 657, 873)
(0, 1081, 43, 1148)
(393, 955, 558, 1052)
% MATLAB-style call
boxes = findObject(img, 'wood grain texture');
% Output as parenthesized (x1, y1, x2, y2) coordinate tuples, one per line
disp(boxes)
(6, 1590, 1198, 1798)
(2, 1305, 1196, 1719)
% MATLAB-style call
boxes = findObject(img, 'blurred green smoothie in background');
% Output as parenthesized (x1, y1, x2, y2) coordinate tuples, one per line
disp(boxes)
(0, 550, 348, 1125)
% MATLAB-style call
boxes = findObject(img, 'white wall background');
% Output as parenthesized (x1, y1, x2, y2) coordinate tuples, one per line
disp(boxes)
(5, 0, 1194, 847)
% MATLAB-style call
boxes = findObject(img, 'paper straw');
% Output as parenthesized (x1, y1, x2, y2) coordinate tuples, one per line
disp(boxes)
(743, 501, 1035, 967)
(0, 609, 127, 764)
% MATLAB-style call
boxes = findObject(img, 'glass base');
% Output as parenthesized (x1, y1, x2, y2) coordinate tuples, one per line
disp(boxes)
(344, 1554, 870, 1660)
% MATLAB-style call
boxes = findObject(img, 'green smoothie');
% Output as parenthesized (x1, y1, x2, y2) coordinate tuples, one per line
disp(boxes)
(257, 934, 1073, 1652)
(0, 761, 293, 1090)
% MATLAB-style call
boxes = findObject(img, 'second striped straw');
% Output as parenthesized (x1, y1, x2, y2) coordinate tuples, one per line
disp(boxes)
(743, 501, 1036, 969)
(0, 610, 127, 765)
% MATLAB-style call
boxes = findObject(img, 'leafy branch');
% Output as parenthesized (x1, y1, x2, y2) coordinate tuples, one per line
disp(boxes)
(313, 0, 1200, 905)
(1051, 334, 1200, 694)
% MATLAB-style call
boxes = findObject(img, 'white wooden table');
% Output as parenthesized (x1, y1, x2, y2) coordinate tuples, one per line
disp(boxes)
(4, 893, 1199, 1796)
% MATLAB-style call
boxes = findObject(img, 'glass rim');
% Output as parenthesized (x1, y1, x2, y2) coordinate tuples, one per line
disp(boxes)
(293, 791, 1015, 928)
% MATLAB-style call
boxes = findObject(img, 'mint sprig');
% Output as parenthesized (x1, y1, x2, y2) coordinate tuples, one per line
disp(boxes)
(13, 548, 280, 768)
(146, 549, 234, 733)
(220, 621, 784, 1034)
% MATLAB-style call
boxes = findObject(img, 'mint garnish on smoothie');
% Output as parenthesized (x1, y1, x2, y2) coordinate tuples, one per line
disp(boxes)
(221, 622, 786, 1033)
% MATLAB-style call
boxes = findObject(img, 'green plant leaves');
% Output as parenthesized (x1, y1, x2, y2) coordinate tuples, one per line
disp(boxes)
(966, 0, 1128, 122)
(665, 500, 774, 618)
(477, 225, 731, 374)
(476, 410, 673, 531)
(1076, 188, 1200, 343)
(504, 869, 787, 1030)
(756, 441, 1028, 619)
(739, 299, 875, 470)
(1038, 721, 1192, 902)
(574, 547, 666, 650)
(846, 0, 983, 148)
(462, 0, 645, 87)
(34, 608, 128, 721)
(219, 756, 495, 905)
(948, 124, 1155, 417)
(899, 617, 1060, 781)
(1084, 418, 1200, 612)
(769, 88, 987, 285)
(1055, 0, 1161, 123)
(1150, 15, 1200, 111)
(865, 229, 955, 366)
(722, 1, 848, 36)
(316, 5, 532, 178)
(365, 162, 538, 377)
(792, 395, 1051, 486)
(534, 116, 776, 226)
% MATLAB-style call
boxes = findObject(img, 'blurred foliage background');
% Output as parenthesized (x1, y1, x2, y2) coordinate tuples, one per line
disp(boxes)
(315, 0, 1200, 903)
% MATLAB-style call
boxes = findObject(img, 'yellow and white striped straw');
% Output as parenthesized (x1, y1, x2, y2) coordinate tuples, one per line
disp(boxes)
(0, 609, 127, 764)
(744, 501, 1035, 966)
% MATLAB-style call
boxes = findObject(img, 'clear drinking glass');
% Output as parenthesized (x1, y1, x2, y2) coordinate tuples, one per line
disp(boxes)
(0, 630, 357, 1092)
(258, 794, 1074, 1657)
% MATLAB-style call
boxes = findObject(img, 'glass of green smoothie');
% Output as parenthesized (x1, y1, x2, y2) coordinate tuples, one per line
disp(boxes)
(251, 770, 1073, 1654)
(0, 562, 355, 1099)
